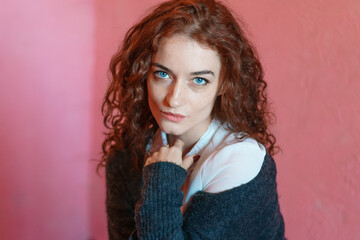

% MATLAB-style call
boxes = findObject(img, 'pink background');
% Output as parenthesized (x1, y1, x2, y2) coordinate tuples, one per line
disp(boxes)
(0, 0, 359, 239)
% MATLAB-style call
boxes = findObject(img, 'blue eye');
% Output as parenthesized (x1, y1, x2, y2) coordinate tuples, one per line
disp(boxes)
(193, 77, 208, 85)
(154, 71, 169, 79)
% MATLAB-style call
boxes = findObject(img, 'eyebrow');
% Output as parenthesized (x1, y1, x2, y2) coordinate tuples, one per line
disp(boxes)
(151, 63, 215, 77)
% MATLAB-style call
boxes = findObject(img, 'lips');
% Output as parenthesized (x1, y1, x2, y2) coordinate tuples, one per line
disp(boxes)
(161, 111, 186, 122)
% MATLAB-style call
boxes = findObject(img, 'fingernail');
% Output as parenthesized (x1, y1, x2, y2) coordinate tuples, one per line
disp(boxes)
(193, 155, 200, 161)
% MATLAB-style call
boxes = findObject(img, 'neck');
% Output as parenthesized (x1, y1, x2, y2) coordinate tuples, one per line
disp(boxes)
(167, 134, 196, 156)
(165, 118, 212, 156)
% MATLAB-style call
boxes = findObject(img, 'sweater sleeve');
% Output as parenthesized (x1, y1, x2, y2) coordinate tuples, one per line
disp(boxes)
(135, 162, 188, 239)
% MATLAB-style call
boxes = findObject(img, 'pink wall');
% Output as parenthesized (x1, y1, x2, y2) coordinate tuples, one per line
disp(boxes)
(1, 0, 359, 239)
(228, 0, 360, 239)
(0, 0, 95, 239)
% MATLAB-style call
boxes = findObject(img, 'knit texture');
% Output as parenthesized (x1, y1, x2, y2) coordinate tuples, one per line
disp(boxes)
(106, 150, 286, 240)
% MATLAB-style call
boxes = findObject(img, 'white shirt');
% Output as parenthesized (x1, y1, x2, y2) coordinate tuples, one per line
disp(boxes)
(147, 119, 266, 210)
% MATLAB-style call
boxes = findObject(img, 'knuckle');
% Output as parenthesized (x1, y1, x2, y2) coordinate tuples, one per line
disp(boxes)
(172, 147, 182, 155)
(159, 146, 168, 153)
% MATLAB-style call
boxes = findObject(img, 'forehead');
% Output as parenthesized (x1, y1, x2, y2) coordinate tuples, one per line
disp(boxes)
(152, 34, 221, 74)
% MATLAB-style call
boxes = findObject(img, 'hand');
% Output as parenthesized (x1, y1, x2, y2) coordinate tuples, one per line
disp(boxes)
(145, 139, 195, 171)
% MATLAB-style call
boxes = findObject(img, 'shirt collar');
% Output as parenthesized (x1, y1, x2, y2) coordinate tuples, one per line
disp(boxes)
(159, 119, 221, 156)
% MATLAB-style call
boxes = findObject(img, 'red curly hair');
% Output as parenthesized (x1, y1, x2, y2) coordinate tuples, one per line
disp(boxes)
(99, 0, 277, 171)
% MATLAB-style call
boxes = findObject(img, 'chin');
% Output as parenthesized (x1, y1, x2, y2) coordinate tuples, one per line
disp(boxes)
(158, 121, 185, 136)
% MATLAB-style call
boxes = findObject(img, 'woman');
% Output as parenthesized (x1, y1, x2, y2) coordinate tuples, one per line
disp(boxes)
(100, 0, 286, 239)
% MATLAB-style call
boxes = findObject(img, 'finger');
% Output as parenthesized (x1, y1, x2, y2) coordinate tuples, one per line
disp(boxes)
(173, 139, 184, 149)
(182, 155, 195, 170)
(145, 155, 154, 167)
(158, 146, 168, 156)
(182, 155, 200, 170)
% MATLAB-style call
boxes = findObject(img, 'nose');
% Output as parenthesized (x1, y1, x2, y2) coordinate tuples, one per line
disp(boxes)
(165, 80, 186, 108)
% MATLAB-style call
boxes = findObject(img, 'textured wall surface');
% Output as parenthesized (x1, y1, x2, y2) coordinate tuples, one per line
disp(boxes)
(0, 0, 359, 239)
(228, 0, 360, 239)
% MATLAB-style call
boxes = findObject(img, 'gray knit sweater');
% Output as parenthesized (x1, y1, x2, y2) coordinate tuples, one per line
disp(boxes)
(106, 150, 285, 239)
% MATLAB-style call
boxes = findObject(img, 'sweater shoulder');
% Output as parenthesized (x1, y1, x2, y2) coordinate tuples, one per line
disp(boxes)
(105, 150, 142, 206)
(183, 153, 285, 239)
(106, 150, 140, 178)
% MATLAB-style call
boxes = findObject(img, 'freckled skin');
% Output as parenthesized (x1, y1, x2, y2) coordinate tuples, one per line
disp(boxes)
(147, 34, 222, 151)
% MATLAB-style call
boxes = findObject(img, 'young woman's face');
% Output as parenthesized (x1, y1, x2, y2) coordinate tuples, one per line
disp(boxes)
(147, 34, 222, 146)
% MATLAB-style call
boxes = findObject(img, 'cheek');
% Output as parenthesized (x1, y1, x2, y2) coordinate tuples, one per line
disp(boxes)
(147, 83, 163, 107)
(189, 90, 218, 110)
(147, 90, 156, 108)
